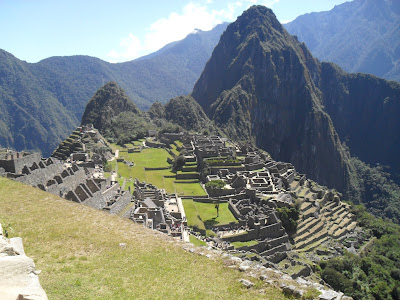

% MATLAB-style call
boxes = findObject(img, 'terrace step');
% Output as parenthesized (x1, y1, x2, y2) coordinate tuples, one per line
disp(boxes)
(296, 217, 320, 237)
(261, 243, 288, 257)
(302, 206, 317, 219)
(332, 227, 348, 239)
(294, 219, 325, 244)
(338, 217, 352, 228)
(297, 236, 329, 253)
(347, 221, 357, 231)
(295, 229, 328, 250)
(300, 201, 313, 212)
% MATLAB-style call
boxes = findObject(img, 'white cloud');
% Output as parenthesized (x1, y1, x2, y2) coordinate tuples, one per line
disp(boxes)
(107, 0, 280, 63)
(108, 33, 142, 63)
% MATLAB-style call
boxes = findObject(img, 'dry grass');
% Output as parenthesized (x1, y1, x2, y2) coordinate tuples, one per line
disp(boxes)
(0, 177, 284, 299)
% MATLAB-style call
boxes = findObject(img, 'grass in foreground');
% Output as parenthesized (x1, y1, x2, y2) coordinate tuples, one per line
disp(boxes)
(0, 177, 283, 299)
(189, 235, 207, 247)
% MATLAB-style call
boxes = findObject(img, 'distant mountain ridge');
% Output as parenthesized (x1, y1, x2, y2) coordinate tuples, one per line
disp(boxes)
(0, 23, 228, 156)
(284, 0, 400, 81)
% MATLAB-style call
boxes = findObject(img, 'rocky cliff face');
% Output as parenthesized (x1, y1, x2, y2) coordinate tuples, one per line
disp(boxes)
(192, 6, 353, 193)
(318, 63, 400, 175)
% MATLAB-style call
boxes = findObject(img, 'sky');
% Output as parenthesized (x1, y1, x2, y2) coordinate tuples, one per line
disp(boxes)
(0, 0, 349, 63)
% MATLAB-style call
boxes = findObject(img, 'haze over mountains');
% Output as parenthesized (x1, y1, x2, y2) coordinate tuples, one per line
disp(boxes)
(285, 0, 400, 81)
(0, 23, 227, 156)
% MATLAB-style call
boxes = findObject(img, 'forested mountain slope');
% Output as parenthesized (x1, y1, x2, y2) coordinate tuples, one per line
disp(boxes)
(0, 23, 228, 156)
(285, 0, 400, 81)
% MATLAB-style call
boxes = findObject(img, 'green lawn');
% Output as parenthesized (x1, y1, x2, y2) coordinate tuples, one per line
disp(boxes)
(174, 140, 183, 148)
(194, 202, 238, 227)
(231, 240, 259, 249)
(182, 199, 206, 231)
(170, 144, 180, 156)
(173, 181, 207, 196)
(189, 235, 207, 247)
(0, 177, 283, 299)
(108, 146, 206, 197)
(123, 148, 171, 168)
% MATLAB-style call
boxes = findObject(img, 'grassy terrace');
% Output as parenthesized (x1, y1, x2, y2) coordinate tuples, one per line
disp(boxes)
(231, 240, 259, 249)
(0, 177, 283, 299)
(108, 143, 206, 196)
(195, 202, 238, 226)
(182, 199, 238, 234)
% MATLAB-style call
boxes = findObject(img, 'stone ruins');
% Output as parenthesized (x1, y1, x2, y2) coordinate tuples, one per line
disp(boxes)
(0, 128, 360, 279)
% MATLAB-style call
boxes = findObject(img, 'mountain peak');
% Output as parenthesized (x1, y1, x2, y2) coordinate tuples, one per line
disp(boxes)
(81, 81, 140, 133)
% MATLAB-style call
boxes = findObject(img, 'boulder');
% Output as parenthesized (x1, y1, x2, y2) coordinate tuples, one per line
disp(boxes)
(239, 279, 254, 288)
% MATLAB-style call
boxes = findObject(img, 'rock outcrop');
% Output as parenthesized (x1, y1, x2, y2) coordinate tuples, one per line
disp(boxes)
(0, 224, 48, 300)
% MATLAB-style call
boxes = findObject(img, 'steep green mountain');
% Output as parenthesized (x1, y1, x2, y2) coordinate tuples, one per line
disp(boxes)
(0, 50, 77, 155)
(192, 5, 352, 194)
(284, 0, 400, 81)
(81, 82, 152, 144)
(191, 5, 400, 220)
(0, 23, 228, 156)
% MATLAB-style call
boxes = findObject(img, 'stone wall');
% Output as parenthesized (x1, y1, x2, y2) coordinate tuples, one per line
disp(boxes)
(0, 152, 42, 173)
(109, 192, 132, 215)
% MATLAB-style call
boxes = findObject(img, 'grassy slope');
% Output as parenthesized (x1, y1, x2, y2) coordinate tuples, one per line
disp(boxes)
(0, 177, 283, 299)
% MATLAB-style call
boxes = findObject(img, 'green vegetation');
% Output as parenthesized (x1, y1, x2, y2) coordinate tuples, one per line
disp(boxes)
(347, 157, 400, 223)
(80, 82, 153, 145)
(182, 200, 238, 232)
(319, 205, 400, 299)
(173, 181, 207, 196)
(0, 177, 283, 299)
(204, 157, 242, 166)
(181, 199, 206, 232)
(194, 202, 238, 227)
(189, 235, 207, 247)
(231, 240, 259, 249)
(170, 144, 180, 156)
(109, 145, 206, 196)
(172, 155, 186, 172)
(155, 95, 219, 135)
(276, 204, 300, 236)
(205, 179, 226, 189)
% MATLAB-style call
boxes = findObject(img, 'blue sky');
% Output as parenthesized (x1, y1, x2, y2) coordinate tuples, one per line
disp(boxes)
(0, 0, 349, 63)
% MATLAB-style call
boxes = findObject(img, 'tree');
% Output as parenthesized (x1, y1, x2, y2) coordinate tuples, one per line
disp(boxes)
(172, 155, 186, 172)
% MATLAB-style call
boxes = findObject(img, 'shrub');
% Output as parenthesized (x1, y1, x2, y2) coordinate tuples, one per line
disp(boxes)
(205, 180, 225, 190)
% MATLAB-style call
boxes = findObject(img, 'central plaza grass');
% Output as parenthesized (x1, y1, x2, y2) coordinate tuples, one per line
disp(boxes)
(108, 144, 206, 197)
(0, 177, 284, 299)
(182, 199, 206, 231)
(194, 202, 238, 226)
(182, 199, 238, 232)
